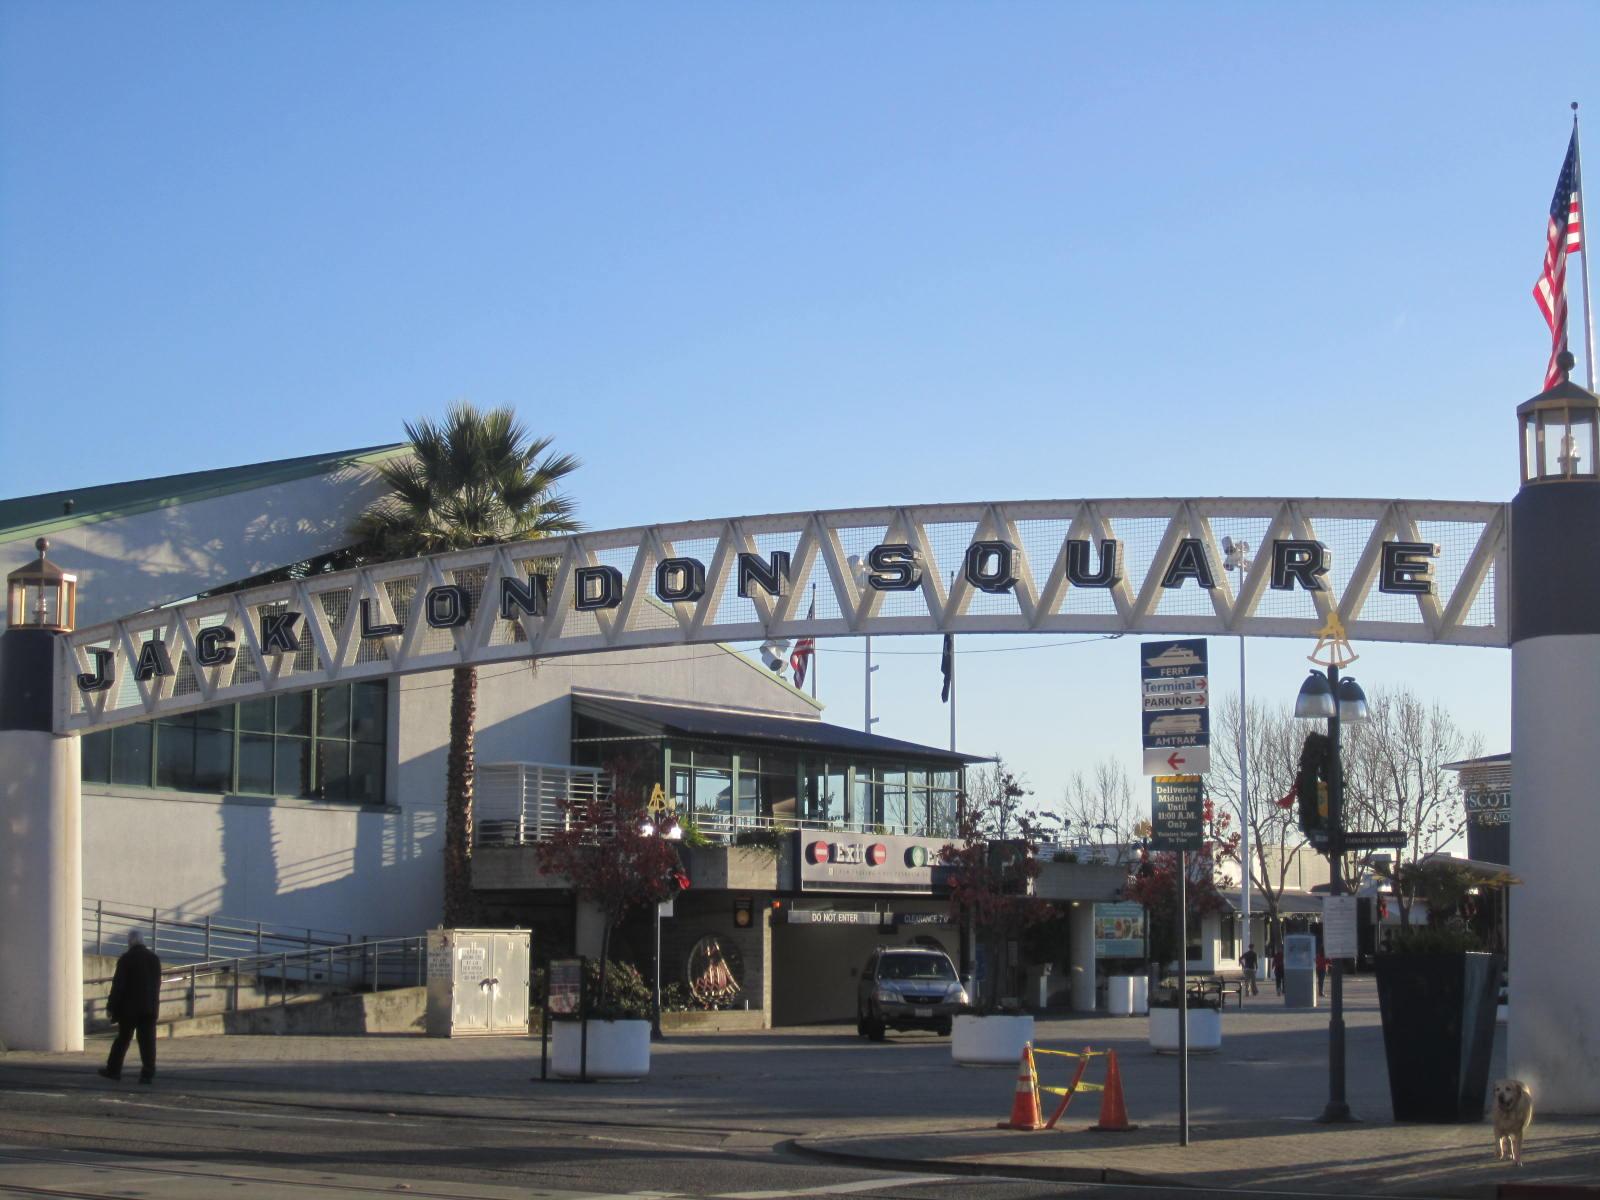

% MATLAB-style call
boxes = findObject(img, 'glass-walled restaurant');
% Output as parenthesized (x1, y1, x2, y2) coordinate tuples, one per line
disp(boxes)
(570, 694, 972, 839)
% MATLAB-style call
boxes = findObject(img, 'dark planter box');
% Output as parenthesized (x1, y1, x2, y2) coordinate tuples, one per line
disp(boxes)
(1374, 951, 1500, 1122)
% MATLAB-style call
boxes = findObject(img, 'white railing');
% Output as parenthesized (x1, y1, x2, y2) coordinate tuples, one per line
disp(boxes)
(476, 761, 609, 847)
(472, 765, 961, 847)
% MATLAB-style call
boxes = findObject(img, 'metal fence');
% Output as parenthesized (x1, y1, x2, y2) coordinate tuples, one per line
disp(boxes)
(84, 897, 389, 965)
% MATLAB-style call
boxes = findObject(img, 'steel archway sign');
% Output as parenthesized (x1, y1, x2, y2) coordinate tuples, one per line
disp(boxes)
(58, 496, 1508, 733)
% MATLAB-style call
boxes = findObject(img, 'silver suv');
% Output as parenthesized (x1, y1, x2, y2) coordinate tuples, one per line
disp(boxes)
(856, 946, 966, 1040)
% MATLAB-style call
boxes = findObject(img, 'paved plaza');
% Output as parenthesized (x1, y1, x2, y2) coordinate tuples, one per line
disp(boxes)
(3, 978, 1598, 1197)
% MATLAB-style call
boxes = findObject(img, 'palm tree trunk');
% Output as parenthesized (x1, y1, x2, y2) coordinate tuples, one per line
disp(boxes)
(444, 664, 477, 927)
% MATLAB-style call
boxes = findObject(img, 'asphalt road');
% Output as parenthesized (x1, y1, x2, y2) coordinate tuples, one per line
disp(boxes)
(0, 985, 1483, 1200)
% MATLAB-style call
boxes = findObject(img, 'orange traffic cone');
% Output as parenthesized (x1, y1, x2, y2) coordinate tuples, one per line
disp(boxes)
(1001, 1043, 1044, 1130)
(1089, 1049, 1138, 1131)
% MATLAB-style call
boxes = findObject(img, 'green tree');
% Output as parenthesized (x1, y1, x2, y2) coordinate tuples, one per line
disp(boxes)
(351, 403, 580, 926)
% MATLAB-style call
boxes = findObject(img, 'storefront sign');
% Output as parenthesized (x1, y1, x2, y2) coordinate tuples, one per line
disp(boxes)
(1464, 786, 1511, 865)
(1093, 902, 1147, 957)
(796, 832, 952, 892)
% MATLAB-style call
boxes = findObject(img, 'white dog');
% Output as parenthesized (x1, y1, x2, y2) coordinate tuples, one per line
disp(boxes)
(1492, 1079, 1533, 1166)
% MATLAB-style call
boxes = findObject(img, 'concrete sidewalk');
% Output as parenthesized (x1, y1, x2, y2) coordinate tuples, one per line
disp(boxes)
(794, 1114, 1600, 1198)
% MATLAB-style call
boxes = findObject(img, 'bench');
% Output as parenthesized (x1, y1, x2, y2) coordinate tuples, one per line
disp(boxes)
(1186, 976, 1245, 1009)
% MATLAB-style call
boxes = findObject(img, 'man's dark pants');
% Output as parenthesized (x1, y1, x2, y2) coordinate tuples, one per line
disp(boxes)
(106, 1017, 156, 1080)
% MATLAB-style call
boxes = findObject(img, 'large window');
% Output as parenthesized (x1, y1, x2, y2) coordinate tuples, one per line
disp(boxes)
(81, 682, 387, 803)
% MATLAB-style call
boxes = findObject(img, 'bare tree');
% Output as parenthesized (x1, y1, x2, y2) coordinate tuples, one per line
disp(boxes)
(1340, 686, 1482, 926)
(1207, 693, 1308, 947)
(964, 757, 1037, 839)
(1060, 758, 1137, 854)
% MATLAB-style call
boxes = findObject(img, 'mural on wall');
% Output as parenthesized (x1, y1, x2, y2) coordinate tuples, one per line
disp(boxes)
(687, 934, 744, 1006)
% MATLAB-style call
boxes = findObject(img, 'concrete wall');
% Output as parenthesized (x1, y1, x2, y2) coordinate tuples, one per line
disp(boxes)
(82, 641, 816, 941)
(82, 786, 442, 937)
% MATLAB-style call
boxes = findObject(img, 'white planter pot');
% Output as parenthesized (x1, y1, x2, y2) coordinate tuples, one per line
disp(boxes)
(1147, 1006, 1221, 1053)
(951, 1014, 1035, 1066)
(551, 1019, 652, 1079)
(1108, 975, 1149, 1016)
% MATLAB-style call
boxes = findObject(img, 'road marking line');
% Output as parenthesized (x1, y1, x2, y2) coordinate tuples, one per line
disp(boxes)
(96, 1098, 426, 1128)
(712, 1174, 955, 1198)
(2, 1093, 66, 1099)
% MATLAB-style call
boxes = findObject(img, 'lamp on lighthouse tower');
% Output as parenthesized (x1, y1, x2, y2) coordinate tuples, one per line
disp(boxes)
(6, 538, 78, 633)
(1518, 351, 1600, 483)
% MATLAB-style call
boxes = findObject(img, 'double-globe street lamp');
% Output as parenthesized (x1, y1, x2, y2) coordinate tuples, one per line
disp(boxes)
(1292, 621, 1369, 1124)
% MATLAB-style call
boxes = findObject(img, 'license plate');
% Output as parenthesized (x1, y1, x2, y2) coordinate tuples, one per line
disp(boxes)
(914, 1007, 933, 1017)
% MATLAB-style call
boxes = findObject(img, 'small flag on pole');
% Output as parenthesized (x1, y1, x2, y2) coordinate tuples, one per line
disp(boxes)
(940, 633, 954, 702)
(790, 600, 816, 689)
(1535, 130, 1585, 388)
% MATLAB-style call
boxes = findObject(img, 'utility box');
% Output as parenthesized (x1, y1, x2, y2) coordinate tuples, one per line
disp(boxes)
(425, 928, 530, 1037)
(1283, 933, 1317, 1010)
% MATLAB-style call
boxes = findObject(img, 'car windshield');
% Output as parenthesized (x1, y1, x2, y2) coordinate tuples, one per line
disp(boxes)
(878, 954, 956, 982)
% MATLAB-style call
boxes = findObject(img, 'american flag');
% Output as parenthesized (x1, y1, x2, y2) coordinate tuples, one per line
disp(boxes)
(789, 598, 816, 689)
(1534, 130, 1585, 388)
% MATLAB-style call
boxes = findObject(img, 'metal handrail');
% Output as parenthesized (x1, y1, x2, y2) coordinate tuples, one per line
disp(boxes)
(84, 897, 395, 964)
(84, 935, 427, 1025)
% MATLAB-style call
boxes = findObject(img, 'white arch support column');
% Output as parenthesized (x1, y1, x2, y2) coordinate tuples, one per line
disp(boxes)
(0, 629, 83, 1052)
(1509, 476, 1600, 1113)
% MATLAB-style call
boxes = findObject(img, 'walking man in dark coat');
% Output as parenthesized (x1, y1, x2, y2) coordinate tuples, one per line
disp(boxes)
(99, 929, 161, 1083)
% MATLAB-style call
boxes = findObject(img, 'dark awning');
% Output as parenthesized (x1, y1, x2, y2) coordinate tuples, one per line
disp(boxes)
(572, 693, 984, 765)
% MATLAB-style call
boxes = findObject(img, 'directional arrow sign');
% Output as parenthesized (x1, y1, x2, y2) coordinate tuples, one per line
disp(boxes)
(1141, 638, 1209, 775)
(1143, 745, 1213, 775)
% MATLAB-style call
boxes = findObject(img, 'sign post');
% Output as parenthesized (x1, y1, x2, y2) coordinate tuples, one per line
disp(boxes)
(1141, 639, 1211, 776)
(1151, 774, 1205, 1148)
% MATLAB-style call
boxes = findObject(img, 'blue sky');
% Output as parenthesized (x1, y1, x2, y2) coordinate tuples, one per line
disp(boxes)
(3, 2, 1594, 810)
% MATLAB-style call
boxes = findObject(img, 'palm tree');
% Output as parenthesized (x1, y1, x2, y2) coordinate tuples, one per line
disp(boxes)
(352, 403, 580, 926)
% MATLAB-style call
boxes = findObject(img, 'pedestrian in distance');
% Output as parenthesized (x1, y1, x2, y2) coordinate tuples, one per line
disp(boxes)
(1239, 944, 1260, 996)
(1271, 944, 1285, 996)
(98, 929, 161, 1084)
(1316, 948, 1329, 998)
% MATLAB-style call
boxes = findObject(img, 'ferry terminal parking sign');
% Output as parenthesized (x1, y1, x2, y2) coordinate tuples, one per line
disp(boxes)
(1140, 638, 1210, 775)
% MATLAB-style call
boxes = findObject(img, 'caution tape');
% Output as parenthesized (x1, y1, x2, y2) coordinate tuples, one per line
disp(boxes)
(1032, 1048, 1108, 1058)
(1040, 1082, 1104, 1095)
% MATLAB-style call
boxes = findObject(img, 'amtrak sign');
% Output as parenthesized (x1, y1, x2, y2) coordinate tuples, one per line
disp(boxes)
(57, 497, 1506, 732)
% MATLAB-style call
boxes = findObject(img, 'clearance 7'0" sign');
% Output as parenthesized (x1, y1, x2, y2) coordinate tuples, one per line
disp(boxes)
(57, 497, 1506, 733)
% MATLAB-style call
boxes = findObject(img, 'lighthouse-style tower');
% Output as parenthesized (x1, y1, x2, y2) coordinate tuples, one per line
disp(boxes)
(1510, 352, 1600, 1113)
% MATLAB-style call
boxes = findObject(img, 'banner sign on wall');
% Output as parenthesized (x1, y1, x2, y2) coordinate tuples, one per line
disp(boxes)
(1094, 901, 1147, 957)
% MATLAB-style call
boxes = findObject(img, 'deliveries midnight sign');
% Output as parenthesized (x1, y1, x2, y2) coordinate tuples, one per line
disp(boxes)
(1150, 775, 1205, 851)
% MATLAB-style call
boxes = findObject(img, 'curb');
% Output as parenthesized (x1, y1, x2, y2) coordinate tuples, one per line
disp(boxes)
(786, 1135, 1154, 1189)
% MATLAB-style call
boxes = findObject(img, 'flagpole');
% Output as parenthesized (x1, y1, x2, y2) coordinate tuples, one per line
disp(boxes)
(1575, 102, 1596, 389)
(809, 583, 817, 699)
(948, 572, 957, 753)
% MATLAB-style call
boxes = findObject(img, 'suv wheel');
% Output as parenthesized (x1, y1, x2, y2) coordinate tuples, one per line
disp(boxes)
(935, 1019, 953, 1037)
(864, 1014, 887, 1042)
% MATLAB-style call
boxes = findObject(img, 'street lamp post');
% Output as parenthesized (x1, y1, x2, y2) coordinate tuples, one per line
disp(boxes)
(1293, 618, 1368, 1125)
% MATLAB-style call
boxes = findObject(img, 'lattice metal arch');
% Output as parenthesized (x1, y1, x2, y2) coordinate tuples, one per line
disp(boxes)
(57, 497, 1508, 733)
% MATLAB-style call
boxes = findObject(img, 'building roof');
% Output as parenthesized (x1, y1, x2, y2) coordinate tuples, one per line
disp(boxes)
(572, 693, 984, 765)
(0, 443, 408, 541)
(1441, 752, 1511, 771)
(1225, 889, 1327, 916)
